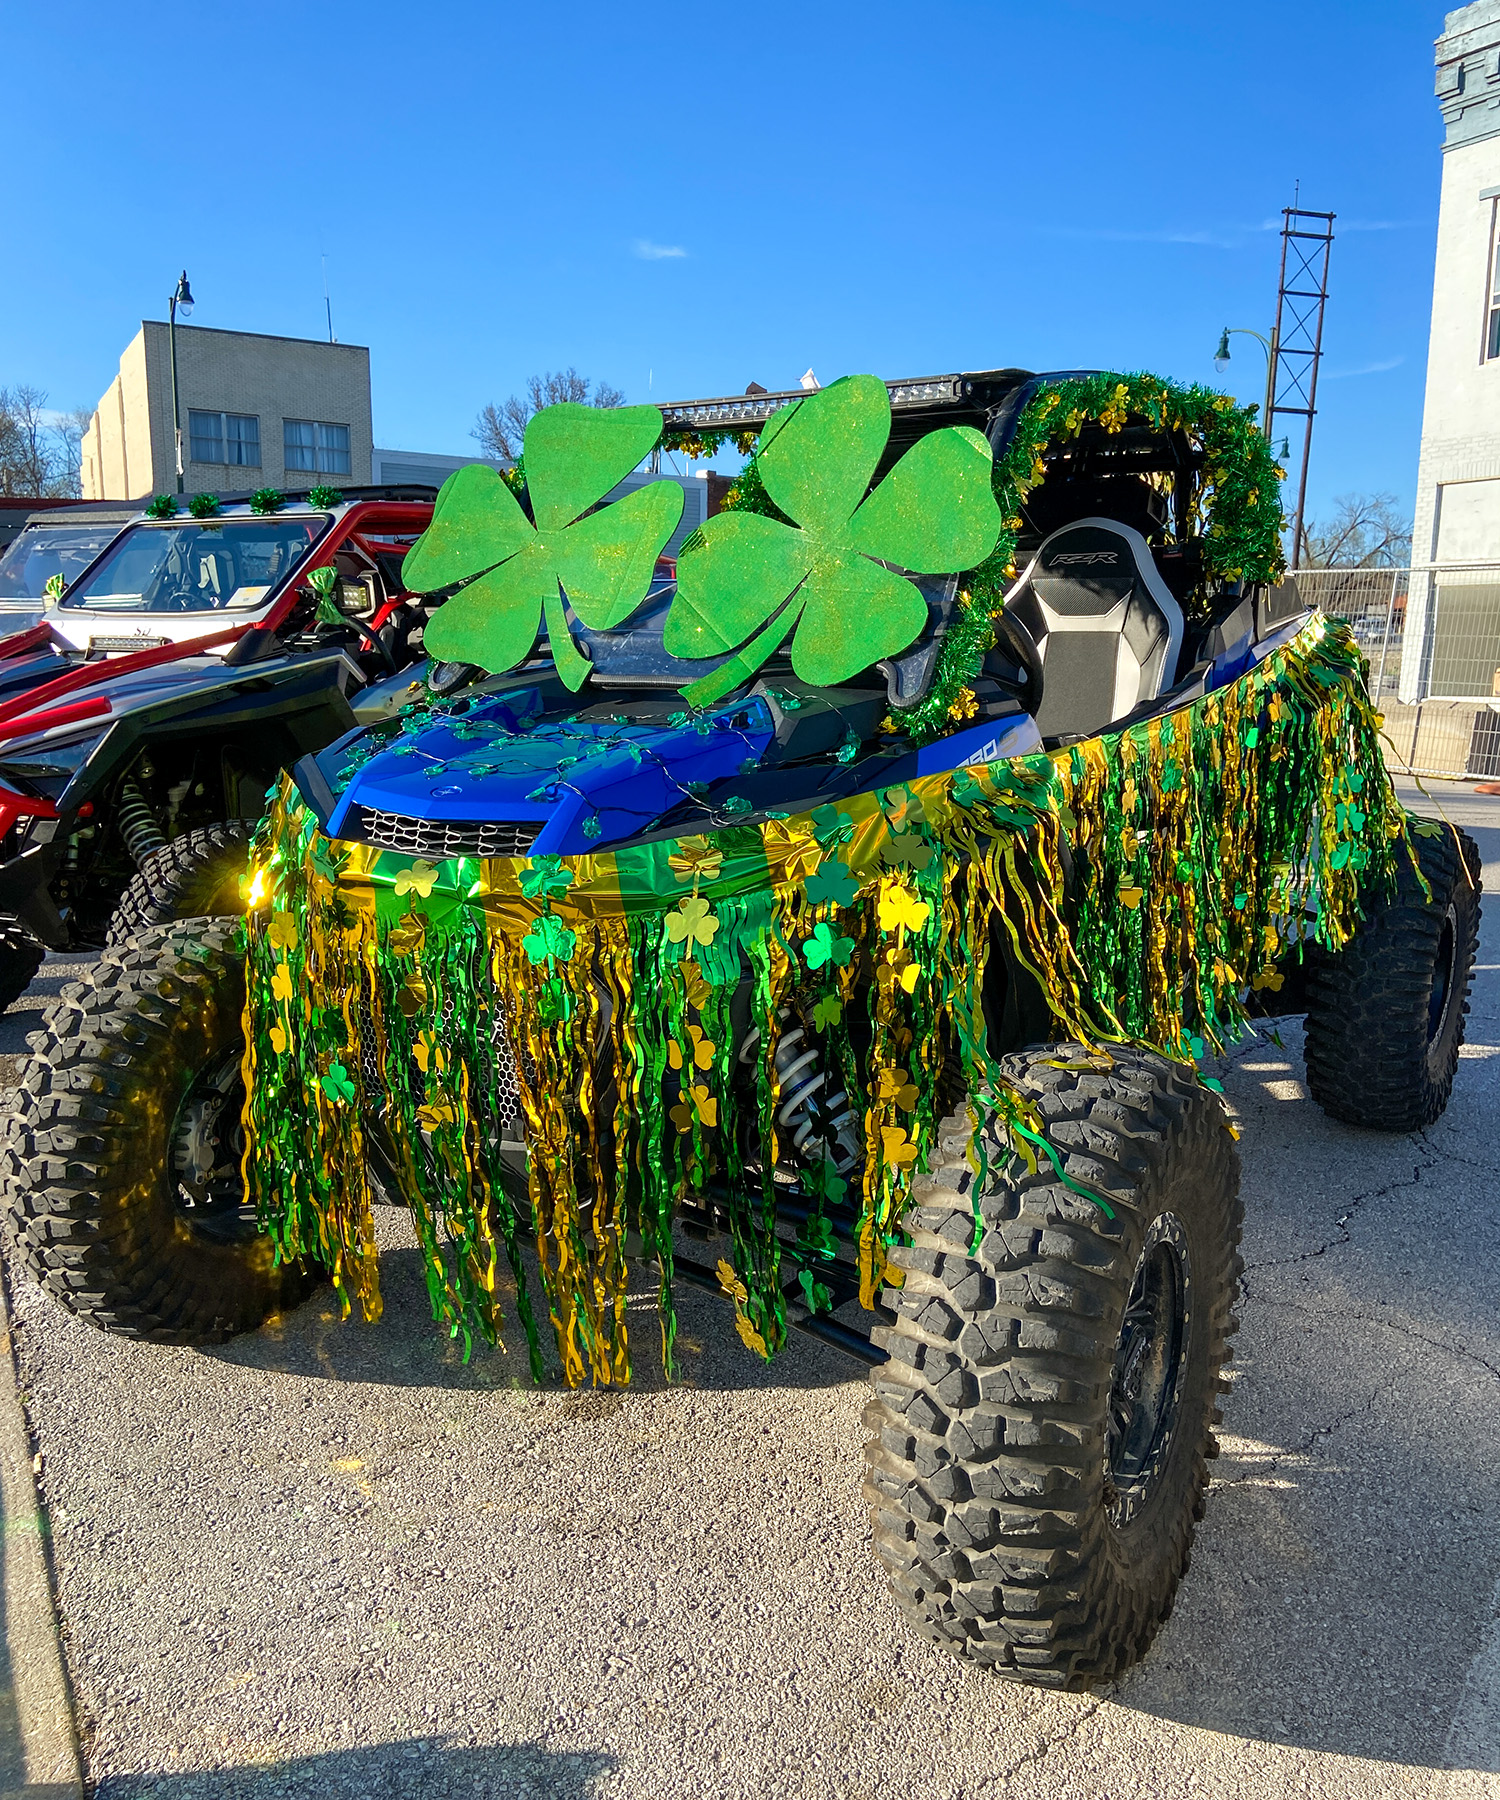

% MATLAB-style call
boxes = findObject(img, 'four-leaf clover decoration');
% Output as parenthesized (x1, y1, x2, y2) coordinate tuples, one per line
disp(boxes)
(664, 374, 1001, 705)
(402, 404, 683, 690)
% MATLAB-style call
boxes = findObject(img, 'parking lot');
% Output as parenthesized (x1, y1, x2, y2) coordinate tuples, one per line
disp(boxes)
(0, 780, 1496, 1800)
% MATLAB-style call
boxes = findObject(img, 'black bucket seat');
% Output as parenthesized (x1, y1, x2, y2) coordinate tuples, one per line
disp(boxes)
(1003, 518, 1184, 741)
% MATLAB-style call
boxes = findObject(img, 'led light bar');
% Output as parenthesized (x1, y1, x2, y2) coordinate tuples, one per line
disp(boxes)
(659, 374, 974, 430)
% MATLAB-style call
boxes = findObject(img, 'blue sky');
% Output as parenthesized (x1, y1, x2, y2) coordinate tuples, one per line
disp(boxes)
(8, 1, 1448, 523)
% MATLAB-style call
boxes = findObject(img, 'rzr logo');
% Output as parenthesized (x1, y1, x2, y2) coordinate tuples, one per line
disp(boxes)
(1050, 550, 1119, 567)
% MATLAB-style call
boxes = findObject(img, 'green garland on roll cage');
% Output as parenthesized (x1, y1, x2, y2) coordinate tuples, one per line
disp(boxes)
(663, 371, 1288, 743)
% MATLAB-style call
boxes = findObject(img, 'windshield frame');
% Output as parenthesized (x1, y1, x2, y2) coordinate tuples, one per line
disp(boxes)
(58, 512, 333, 616)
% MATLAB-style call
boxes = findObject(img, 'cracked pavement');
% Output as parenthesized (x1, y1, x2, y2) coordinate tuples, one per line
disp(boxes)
(0, 779, 1495, 1798)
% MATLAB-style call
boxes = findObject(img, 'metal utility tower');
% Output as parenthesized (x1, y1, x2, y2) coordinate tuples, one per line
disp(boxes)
(1265, 205, 1335, 568)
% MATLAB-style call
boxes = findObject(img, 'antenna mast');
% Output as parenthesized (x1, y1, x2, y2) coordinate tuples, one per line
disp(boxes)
(1265, 204, 1335, 568)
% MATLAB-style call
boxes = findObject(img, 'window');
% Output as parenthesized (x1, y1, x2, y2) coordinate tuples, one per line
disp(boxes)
(63, 518, 324, 614)
(1489, 235, 1500, 361)
(284, 419, 351, 476)
(188, 411, 261, 467)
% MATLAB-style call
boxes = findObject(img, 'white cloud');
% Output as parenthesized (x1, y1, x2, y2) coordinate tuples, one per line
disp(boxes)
(1324, 356, 1404, 379)
(1042, 224, 1243, 250)
(633, 239, 688, 260)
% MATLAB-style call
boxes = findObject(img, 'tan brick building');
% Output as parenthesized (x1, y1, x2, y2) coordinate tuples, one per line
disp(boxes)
(80, 324, 373, 500)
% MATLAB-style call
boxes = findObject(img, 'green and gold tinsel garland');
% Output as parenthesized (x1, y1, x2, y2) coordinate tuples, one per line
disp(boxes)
(239, 615, 1406, 1387)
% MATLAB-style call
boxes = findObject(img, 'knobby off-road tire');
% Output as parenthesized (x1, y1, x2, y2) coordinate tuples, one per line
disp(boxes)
(0, 918, 318, 1342)
(1304, 822, 1482, 1131)
(864, 1045, 1242, 1687)
(0, 913, 45, 1013)
(105, 817, 260, 949)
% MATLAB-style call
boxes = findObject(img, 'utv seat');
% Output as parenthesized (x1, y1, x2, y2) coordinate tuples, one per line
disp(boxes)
(1003, 518, 1184, 742)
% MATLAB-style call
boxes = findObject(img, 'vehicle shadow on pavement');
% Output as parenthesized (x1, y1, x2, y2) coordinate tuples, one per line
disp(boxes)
(91, 1736, 613, 1799)
(209, 1223, 863, 1399)
(1104, 825, 1500, 1778)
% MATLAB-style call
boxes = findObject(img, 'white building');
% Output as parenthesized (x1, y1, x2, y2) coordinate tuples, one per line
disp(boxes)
(1404, 0, 1500, 708)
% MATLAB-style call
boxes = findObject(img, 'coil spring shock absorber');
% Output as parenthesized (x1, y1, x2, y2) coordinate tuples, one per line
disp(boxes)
(740, 1007, 862, 1176)
(116, 776, 166, 868)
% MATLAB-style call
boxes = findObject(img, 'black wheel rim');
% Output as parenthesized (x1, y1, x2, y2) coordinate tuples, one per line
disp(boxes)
(1106, 1213, 1192, 1528)
(1427, 902, 1459, 1049)
(168, 1046, 256, 1244)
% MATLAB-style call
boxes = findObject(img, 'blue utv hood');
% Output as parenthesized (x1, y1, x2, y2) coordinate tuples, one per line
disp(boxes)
(325, 683, 777, 857)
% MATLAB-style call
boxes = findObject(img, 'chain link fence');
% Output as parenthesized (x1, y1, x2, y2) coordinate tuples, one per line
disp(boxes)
(1286, 566, 1500, 780)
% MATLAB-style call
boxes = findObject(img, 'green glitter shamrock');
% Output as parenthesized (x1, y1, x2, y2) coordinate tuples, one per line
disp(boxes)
(320, 1062, 356, 1104)
(796, 1212, 839, 1257)
(664, 374, 1001, 705)
(522, 912, 577, 966)
(797, 1268, 834, 1315)
(810, 805, 854, 851)
(803, 922, 855, 971)
(519, 854, 575, 899)
(537, 976, 573, 1024)
(402, 405, 683, 690)
(804, 858, 859, 908)
(811, 993, 844, 1031)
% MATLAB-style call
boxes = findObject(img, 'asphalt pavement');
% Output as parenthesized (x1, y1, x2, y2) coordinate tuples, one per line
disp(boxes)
(0, 781, 1496, 1799)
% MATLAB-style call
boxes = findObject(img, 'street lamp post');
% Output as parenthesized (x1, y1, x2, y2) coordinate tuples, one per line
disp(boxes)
(1213, 325, 1279, 444)
(168, 271, 194, 494)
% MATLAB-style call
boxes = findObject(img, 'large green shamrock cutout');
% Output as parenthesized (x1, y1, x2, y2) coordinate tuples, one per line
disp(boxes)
(664, 375, 1001, 705)
(403, 404, 683, 691)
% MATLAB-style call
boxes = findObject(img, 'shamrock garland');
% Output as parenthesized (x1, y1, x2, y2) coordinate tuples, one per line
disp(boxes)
(404, 405, 683, 690)
(891, 371, 1290, 742)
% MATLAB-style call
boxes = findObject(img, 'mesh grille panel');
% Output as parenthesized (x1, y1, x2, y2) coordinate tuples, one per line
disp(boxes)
(353, 807, 541, 861)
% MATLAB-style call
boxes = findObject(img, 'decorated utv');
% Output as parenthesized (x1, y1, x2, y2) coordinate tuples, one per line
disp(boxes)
(3, 370, 1481, 1688)
(0, 485, 440, 1011)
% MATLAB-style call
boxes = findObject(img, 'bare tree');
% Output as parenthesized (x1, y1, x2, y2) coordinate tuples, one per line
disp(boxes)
(51, 406, 94, 498)
(1300, 492, 1413, 569)
(473, 368, 626, 462)
(0, 386, 87, 496)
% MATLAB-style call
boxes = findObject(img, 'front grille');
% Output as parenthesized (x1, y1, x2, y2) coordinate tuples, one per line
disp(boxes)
(352, 806, 541, 861)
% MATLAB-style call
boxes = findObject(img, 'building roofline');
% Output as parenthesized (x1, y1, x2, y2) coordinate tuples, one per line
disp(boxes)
(137, 321, 369, 353)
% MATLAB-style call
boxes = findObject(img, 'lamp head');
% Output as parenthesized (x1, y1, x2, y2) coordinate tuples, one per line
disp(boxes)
(174, 271, 194, 317)
(1213, 328, 1231, 373)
